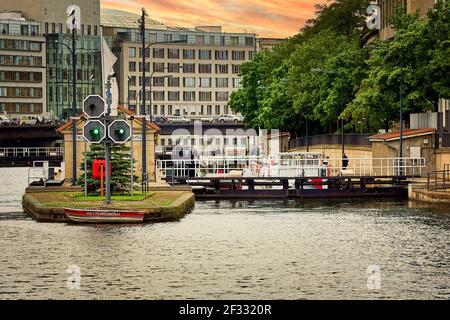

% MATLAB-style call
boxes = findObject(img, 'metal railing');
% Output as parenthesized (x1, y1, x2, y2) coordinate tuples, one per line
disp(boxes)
(426, 170, 450, 191)
(0, 147, 63, 158)
(157, 157, 426, 180)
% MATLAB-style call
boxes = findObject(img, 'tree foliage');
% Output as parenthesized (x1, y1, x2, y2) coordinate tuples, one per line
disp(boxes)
(78, 143, 137, 195)
(230, 0, 450, 136)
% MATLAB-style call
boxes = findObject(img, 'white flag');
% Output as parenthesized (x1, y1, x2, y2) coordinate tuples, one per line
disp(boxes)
(101, 37, 119, 116)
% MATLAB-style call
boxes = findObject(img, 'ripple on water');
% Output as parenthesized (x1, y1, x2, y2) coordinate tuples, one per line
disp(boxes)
(0, 168, 449, 299)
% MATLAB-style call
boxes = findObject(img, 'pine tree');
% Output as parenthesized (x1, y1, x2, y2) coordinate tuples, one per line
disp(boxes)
(78, 143, 138, 195)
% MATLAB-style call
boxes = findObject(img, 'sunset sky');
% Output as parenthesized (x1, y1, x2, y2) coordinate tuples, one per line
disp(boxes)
(101, 0, 328, 38)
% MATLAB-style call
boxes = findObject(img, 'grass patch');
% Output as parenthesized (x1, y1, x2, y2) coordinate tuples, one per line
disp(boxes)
(33, 191, 182, 209)
(70, 193, 153, 202)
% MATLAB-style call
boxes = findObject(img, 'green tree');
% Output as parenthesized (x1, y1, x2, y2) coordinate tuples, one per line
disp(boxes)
(78, 143, 136, 195)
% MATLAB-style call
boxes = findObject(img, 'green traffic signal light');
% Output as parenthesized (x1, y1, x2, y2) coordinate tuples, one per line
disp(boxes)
(90, 128, 100, 136)
(116, 128, 125, 136)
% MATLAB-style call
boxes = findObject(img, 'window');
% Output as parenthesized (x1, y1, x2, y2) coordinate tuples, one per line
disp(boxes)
(168, 63, 181, 73)
(216, 78, 228, 88)
(139, 48, 150, 58)
(183, 77, 195, 87)
(245, 37, 254, 46)
(233, 78, 241, 88)
(168, 77, 180, 87)
(129, 62, 136, 72)
(232, 51, 245, 60)
(249, 51, 256, 60)
(164, 34, 172, 42)
(215, 105, 221, 115)
(215, 64, 228, 74)
(199, 50, 211, 60)
(183, 91, 196, 101)
(153, 48, 165, 59)
(160, 105, 165, 114)
(207, 105, 212, 115)
(216, 92, 229, 101)
(21, 25, 29, 36)
(168, 48, 179, 59)
(168, 105, 173, 115)
(230, 37, 239, 46)
(232, 65, 241, 74)
(198, 64, 211, 73)
(153, 62, 165, 72)
(128, 47, 136, 57)
(219, 36, 225, 45)
(153, 76, 165, 87)
(183, 63, 195, 73)
(168, 91, 180, 101)
(153, 91, 165, 101)
(139, 62, 150, 72)
(183, 49, 195, 59)
(196, 35, 204, 45)
(199, 78, 211, 88)
(94, 26, 98, 36)
(199, 92, 212, 102)
(215, 50, 228, 60)
(153, 105, 158, 115)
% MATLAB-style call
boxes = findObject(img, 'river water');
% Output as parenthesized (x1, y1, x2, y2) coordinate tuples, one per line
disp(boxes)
(0, 168, 449, 300)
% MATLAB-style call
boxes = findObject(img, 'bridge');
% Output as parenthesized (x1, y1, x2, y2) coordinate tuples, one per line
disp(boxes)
(0, 147, 63, 167)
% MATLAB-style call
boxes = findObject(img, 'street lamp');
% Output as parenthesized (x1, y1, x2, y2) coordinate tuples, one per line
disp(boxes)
(139, 7, 188, 186)
(46, 34, 77, 185)
(365, 44, 405, 174)
(90, 74, 95, 94)
(127, 74, 132, 111)
(311, 68, 345, 157)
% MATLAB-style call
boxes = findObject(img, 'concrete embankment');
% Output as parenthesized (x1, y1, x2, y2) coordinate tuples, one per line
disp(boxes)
(408, 184, 450, 204)
(22, 186, 195, 223)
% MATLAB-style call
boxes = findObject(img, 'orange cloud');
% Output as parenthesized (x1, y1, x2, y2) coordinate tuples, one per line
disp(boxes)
(101, 0, 327, 38)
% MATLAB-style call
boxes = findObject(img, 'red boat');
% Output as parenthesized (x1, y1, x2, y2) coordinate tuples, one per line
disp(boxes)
(64, 208, 145, 224)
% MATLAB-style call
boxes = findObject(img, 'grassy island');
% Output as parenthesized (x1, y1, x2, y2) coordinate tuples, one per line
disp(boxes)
(22, 186, 195, 223)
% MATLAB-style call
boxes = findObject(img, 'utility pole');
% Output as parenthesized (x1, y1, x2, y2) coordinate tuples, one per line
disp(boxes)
(71, 10, 78, 186)
(105, 76, 112, 204)
(140, 8, 148, 189)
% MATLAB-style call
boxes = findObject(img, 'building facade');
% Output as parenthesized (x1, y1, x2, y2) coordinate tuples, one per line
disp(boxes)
(0, 12, 46, 118)
(256, 38, 285, 52)
(0, 0, 104, 118)
(102, 10, 256, 120)
(377, 0, 436, 40)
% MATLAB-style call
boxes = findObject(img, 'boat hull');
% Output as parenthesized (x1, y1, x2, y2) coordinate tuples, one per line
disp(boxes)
(64, 208, 145, 224)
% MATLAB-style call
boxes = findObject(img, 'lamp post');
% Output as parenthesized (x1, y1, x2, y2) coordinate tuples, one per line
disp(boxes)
(127, 74, 132, 111)
(69, 10, 78, 186)
(90, 74, 95, 94)
(365, 44, 405, 173)
(46, 31, 78, 185)
(139, 7, 187, 186)
(311, 68, 345, 157)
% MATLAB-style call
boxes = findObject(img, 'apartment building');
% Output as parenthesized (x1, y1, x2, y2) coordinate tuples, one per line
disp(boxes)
(0, 0, 103, 118)
(101, 9, 257, 120)
(377, 0, 436, 40)
(256, 38, 285, 52)
(0, 12, 46, 118)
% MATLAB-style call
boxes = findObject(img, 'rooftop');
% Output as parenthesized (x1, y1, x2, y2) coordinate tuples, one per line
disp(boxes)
(369, 128, 435, 141)
(100, 9, 167, 31)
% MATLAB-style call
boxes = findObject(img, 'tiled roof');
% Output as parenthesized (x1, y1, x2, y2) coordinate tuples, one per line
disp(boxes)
(369, 128, 435, 141)
(101, 13, 167, 30)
